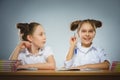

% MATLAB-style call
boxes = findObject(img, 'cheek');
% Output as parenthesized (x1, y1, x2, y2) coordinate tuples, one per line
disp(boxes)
(34, 36, 42, 40)
(31, 37, 40, 43)
(78, 32, 84, 38)
(92, 33, 96, 38)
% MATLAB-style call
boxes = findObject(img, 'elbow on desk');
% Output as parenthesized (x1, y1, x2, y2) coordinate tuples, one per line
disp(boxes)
(104, 60, 110, 70)
(48, 63, 56, 70)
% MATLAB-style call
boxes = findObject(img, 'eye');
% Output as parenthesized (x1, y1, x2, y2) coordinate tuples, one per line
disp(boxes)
(39, 32, 46, 36)
(81, 30, 86, 33)
(39, 33, 43, 36)
(89, 30, 94, 33)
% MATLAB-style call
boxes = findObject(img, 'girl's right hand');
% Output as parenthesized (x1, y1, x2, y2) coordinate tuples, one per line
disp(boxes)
(18, 41, 31, 49)
(70, 36, 77, 47)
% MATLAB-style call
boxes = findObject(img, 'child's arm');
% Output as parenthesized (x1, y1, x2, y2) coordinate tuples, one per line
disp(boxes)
(9, 41, 31, 60)
(66, 45, 75, 61)
(66, 34, 77, 61)
(75, 60, 110, 70)
(17, 55, 56, 70)
(9, 44, 21, 60)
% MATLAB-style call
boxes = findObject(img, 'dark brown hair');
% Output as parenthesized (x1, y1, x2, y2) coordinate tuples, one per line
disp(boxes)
(17, 22, 41, 41)
(70, 19, 102, 31)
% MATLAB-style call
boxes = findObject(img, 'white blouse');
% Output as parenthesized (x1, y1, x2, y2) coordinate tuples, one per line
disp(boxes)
(18, 46, 53, 65)
(64, 42, 108, 68)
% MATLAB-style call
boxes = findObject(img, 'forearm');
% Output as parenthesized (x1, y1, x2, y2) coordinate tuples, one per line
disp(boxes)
(9, 46, 20, 60)
(79, 61, 110, 70)
(19, 63, 56, 70)
(9, 41, 30, 60)
(66, 46, 75, 61)
(87, 61, 110, 69)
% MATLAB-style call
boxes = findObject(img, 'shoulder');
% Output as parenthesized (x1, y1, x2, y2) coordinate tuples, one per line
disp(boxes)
(42, 46, 53, 55)
(43, 46, 52, 51)
(92, 45, 106, 58)
(18, 48, 28, 59)
(42, 46, 54, 59)
(19, 48, 29, 56)
(92, 44, 105, 53)
(19, 48, 26, 54)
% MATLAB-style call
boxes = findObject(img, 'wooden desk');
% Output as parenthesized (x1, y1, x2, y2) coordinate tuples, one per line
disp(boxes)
(0, 70, 120, 80)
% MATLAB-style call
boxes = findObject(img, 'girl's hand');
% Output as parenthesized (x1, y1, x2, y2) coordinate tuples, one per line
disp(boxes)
(17, 64, 32, 69)
(71, 65, 87, 70)
(17, 65, 28, 69)
(18, 41, 31, 49)
(9, 41, 31, 60)
(14, 60, 22, 68)
(70, 36, 77, 47)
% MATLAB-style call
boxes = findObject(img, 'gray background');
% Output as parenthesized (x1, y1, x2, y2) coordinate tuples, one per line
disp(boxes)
(0, 0, 120, 68)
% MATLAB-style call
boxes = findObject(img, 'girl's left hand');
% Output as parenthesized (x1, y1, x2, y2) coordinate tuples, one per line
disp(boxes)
(17, 65, 28, 69)
(71, 65, 87, 69)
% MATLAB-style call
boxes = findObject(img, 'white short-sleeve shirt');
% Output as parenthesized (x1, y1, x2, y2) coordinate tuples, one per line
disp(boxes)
(64, 42, 109, 68)
(18, 46, 53, 65)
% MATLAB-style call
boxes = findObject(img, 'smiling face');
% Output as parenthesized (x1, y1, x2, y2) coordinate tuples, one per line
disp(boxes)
(78, 22, 96, 47)
(28, 25, 46, 49)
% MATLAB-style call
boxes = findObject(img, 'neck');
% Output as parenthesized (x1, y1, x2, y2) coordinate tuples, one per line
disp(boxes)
(81, 42, 92, 48)
(28, 45, 39, 54)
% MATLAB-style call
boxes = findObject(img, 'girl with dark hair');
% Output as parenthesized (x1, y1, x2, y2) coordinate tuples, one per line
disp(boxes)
(9, 22, 56, 70)
(65, 19, 110, 70)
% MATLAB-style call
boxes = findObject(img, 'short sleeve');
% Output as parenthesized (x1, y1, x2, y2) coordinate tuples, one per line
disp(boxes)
(18, 54, 22, 60)
(64, 59, 73, 69)
(98, 48, 109, 62)
(17, 49, 26, 65)
(17, 49, 25, 61)
(43, 46, 54, 59)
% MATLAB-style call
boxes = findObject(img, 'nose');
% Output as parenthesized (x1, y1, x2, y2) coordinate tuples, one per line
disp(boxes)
(86, 32, 89, 36)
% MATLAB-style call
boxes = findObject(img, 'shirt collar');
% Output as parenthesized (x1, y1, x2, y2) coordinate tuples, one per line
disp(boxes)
(76, 42, 97, 53)
(25, 48, 44, 57)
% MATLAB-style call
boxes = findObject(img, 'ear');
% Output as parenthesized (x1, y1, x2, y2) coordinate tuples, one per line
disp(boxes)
(27, 35, 33, 42)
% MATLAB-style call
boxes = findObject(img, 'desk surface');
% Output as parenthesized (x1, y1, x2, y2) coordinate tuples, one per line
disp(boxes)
(0, 70, 120, 76)
(1, 70, 120, 80)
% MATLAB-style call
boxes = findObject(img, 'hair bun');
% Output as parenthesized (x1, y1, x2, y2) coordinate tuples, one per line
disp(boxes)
(17, 23, 29, 33)
(91, 19, 102, 28)
(70, 20, 81, 31)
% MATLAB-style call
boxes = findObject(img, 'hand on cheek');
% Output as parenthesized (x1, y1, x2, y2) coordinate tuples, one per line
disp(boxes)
(19, 41, 31, 49)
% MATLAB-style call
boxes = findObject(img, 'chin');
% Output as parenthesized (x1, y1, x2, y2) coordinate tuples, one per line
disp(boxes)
(40, 45, 45, 48)
(84, 42, 91, 45)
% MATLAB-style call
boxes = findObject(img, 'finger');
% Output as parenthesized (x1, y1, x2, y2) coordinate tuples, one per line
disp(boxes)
(71, 37, 76, 42)
(21, 45, 26, 49)
(23, 41, 31, 48)
(25, 43, 31, 48)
